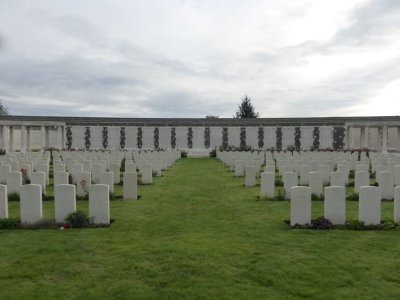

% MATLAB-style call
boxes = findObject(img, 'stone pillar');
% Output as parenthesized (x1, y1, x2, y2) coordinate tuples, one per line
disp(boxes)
(365, 126, 369, 149)
(41, 126, 46, 149)
(26, 126, 31, 151)
(20, 125, 27, 152)
(0, 125, 5, 150)
(397, 127, 400, 153)
(57, 126, 63, 149)
(382, 126, 388, 153)
(377, 127, 382, 151)
(345, 126, 351, 149)
(9, 126, 14, 152)
(360, 126, 365, 148)
(45, 126, 50, 148)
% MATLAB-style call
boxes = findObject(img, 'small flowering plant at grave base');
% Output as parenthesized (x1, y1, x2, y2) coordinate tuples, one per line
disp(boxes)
(21, 168, 30, 184)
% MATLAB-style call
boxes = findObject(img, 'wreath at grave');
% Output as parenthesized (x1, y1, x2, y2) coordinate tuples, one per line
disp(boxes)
(240, 127, 246, 149)
(154, 127, 160, 149)
(294, 127, 301, 151)
(258, 127, 264, 149)
(276, 127, 282, 151)
(222, 128, 228, 150)
(102, 127, 108, 149)
(204, 127, 210, 148)
(171, 128, 176, 149)
(66, 127, 73, 149)
(333, 127, 345, 151)
(120, 127, 126, 149)
(137, 127, 143, 149)
(312, 127, 320, 150)
(187, 127, 193, 149)
(84, 127, 91, 150)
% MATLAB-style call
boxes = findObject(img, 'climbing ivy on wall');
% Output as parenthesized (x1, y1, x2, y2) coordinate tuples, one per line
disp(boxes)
(204, 127, 210, 149)
(102, 127, 108, 149)
(187, 128, 193, 149)
(312, 127, 320, 150)
(333, 127, 345, 150)
(294, 127, 301, 151)
(66, 127, 72, 149)
(276, 127, 282, 151)
(84, 127, 91, 150)
(154, 127, 159, 149)
(120, 127, 126, 149)
(222, 128, 228, 150)
(258, 127, 264, 149)
(171, 128, 176, 149)
(240, 127, 246, 149)
(137, 127, 143, 149)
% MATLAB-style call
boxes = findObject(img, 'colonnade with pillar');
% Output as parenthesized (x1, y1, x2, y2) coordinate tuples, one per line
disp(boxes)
(0, 121, 65, 152)
(345, 123, 400, 153)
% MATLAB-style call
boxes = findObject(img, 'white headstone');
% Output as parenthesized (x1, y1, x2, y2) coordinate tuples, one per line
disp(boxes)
(54, 164, 65, 173)
(290, 186, 311, 226)
(378, 171, 394, 200)
(283, 172, 297, 199)
(324, 186, 346, 225)
(99, 172, 114, 194)
(6, 171, 22, 195)
(359, 186, 381, 225)
(89, 184, 110, 224)
(260, 172, 275, 198)
(234, 160, 244, 177)
(309, 171, 323, 197)
(141, 163, 153, 184)
(20, 184, 42, 224)
(299, 165, 310, 185)
(123, 172, 138, 200)
(330, 171, 345, 187)
(244, 166, 256, 187)
(75, 172, 92, 198)
(54, 184, 76, 223)
(54, 171, 69, 185)
(0, 164, 11, 184)
(0, 185, 8, 218)
(355, 171, 369, 193)
(394, 186, 400, 222)
(109, 163, 121, 184)
(31, 171, 46, 195)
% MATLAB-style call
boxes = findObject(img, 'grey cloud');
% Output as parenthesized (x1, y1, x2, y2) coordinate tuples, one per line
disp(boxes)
(332, 0, 400, 45)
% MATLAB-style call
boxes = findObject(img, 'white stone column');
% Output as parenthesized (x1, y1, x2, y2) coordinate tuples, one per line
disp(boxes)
(57, 126, 64, 149)
(9, 126, 14, 152)
(365, 126, 369, 149)
(397, 127, 400, 153)
(41, 126, 46, 149)
(345, 126, 351, 149)
(26, 126, 31, 151)
(360, 126, 365, 148)
(382, 126, 388, 153)
(21, 125, 27, 152)
(45, 126, 50, 148)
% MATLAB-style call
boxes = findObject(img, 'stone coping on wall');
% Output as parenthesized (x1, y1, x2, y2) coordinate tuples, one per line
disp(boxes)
(1, 115, 399, 127)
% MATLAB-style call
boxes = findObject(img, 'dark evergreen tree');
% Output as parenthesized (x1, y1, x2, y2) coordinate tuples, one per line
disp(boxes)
(234, 96, 259, 118)
(0, 100, 9, 115)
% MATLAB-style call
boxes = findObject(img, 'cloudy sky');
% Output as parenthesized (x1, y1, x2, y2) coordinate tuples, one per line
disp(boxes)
(0, 0, 399, 118)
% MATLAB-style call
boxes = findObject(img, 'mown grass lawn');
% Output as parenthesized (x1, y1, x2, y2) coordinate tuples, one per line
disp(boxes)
(1, 158, 400, 299)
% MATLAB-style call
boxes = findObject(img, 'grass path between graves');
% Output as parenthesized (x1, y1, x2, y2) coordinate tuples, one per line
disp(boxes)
(1, 158, 400, 299)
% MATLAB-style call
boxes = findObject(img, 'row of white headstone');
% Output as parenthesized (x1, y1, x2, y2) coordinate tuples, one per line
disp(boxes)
(0, 183, 110, 224)
(0, 149, 181, 225)
(290, 185, 400, 226)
